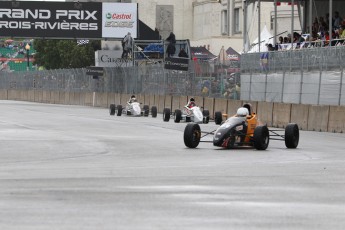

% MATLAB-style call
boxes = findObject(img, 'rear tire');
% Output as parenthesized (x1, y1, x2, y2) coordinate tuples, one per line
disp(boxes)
(116, 105, 123, 116)
(203, 110, 210, 124)
(174, 109, 182, 123)
(285, 123, 299, 148)
(151, 106, 158, 118)
(143, 105, 149, 116)
(109, 104, 116, 115)
(214, 111, 222, 125)
(163, 108, 171, 122)
(253, 125, 269, 150)
(184, 123, 201, 148)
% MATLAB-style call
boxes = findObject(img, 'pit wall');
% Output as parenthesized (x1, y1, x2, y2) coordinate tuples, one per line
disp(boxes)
(1, 89, 344, 133)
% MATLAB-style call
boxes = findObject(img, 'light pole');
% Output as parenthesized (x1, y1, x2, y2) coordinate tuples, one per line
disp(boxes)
(25, 43, 30, 71)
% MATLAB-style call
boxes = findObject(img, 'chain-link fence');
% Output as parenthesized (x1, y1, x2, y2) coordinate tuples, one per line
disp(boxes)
(0, 58, 241, 99)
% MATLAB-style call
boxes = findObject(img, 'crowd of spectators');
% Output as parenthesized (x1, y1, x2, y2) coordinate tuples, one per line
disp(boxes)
(267, 11, 345, 51)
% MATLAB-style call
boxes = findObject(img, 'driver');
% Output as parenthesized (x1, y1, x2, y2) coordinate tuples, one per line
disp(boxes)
(185, 97, 196, 109)
(236, 107, 249, 117)
(128, 95, 137, 104)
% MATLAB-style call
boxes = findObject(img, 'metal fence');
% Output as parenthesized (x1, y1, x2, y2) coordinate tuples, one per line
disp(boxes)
(241, 45, 345, 106)
(0, 59, 241, 99)
(1, 45, 345, 105)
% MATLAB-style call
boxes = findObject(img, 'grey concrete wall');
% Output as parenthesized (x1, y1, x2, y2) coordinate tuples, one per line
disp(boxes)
(290, 104, 309, 130)
(328, 106, 345, 133)
(307, 105, 330, 132)
(272, 103, 291, 128)
(2, 89, 345, 133)
(257, 102, 273, 126)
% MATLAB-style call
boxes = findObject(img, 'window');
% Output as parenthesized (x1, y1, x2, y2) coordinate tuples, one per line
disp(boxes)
(234, 8, 241, 33)
(221, 10, 228, 35)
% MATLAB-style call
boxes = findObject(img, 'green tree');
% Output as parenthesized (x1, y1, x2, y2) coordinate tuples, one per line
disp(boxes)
(33, 39, 101, 69)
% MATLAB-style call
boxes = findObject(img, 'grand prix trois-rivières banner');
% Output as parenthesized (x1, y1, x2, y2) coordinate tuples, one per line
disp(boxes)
(0, 1, 138, 39)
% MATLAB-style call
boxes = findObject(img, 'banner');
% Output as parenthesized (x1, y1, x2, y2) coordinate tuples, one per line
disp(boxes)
(0, 1, 137, 39)
(164, 57, 189, 71)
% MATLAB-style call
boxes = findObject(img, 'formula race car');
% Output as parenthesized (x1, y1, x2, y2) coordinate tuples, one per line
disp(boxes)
(163, 106, 210, 124)
(183, 103, 299, 150)
(109, 102, 157, 117)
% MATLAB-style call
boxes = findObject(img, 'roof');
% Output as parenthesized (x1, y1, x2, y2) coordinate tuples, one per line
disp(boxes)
(190, 47, 217, 60)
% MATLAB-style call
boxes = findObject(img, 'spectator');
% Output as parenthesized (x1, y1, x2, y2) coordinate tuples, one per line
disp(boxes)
(333, 11, 342, 29)
(122, 32, 133, 59)
(178, 48, 188, 58)
(166, 32, 176, 57)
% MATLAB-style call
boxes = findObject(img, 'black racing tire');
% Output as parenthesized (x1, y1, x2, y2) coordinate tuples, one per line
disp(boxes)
(214, 111, 223, 125)
(285, 123, 299, 148)
(203, 110, 210, 124)
(116, 105, 123, 116)
(109, 104, 116, 116)
(184, 123, 201, 148)
(253, 125, 269, 150)
(174, 109, 182, 123)
(143, 105, 149, 116)
(163, 108, 171, 122)
(151, 106, 158, 118)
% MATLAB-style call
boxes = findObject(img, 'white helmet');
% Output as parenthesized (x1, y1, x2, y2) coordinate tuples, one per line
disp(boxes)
(237, 107, 249, 117)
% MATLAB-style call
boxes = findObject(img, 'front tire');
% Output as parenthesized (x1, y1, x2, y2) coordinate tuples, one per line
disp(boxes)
(117, 105, 123, 116)
(163, 108, 171, 122)
(143, 105, 149, 116)
(285, 123, 299, 148)
(253, 125, 269, 150)
(174, 109, 182, 123)
(184, 123, 201, 148)
(109, 104, 116, 115)
(151, 106, 158, 118)
(203, 110, 210, 124)
(214, 111, 222, 125)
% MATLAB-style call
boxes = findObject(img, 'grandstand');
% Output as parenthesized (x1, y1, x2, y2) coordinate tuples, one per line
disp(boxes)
(0, 39, 35, 72)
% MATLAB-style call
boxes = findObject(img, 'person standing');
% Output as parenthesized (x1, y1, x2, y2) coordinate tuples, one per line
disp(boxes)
(122, 32, 133, 59)
(166, 32, 176, 57)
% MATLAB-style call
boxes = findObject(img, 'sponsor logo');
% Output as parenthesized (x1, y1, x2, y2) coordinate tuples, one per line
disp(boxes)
(0, 9, 98, 31)
(104, 12, 134, 28)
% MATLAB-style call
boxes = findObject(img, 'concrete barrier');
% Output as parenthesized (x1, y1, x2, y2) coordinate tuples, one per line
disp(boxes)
(28, 90, 35, 102)
(171, 96, 181, 111)
(50, 91, 59, 104)
(290, 104, 309, 130)
(63, 92, 70, 104)
(0, 90, 7, 100)
(35, 90, 42, 103)
(157, 95, 166, 113)
(72, 92, 82, 105)
(107, 93, 116, 107)
(328, 106, 345, 133)
(120, 93, 130, 106)
(227, 100, 243, 117)
(114, 93, 121, 106)
(42, 91, 51, 103)
(179, 96, 188, 110)
(94, 92, 108, 107)
(147, 94, 156, 108)
(272, 103, 291, 128)
(164, 95, 172, 110)
(214, 98, 228, 115)
(257, 102, 274, 126)
(204, 97, 215, 118)
(7, 90, 15, 100)
(307, 105, 329, 132)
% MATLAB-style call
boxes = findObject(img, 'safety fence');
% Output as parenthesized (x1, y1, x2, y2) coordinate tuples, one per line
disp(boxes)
(241, 45, 345, 106)
(1, 45, 345, 105)
(0, 59, 241, 99)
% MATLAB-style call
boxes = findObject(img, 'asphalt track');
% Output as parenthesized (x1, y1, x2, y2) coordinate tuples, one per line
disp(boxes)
(1, 100, 345, 230)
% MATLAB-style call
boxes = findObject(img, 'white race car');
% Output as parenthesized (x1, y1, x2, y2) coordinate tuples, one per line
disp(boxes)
(163, 106, 209, 124)
(109, 103, 157, 117)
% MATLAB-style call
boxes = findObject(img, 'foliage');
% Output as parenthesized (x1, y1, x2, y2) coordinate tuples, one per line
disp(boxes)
(33, 39, 101, 69)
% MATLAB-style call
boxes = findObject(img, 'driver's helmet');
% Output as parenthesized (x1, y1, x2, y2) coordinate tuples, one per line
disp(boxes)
(190, 97, 195, 102)
(131, 95, 136, 99)
(236, 107, 249, 117)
